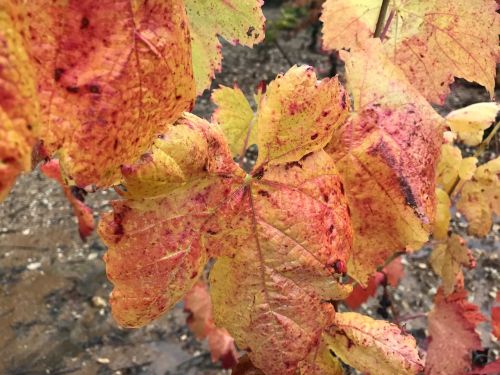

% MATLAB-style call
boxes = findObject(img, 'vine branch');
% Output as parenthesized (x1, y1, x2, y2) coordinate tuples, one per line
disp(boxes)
(374, 0, 391, 38)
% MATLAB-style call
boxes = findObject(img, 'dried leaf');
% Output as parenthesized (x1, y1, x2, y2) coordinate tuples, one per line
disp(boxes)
(446, 102, 499, 146)
(324, 312, 424, 375)
(185, 0, 265, 94)
(26, 0, 196, 187)
(184, 281, 238, 368)
(325, 39, 442, 284)
(430, 234, 475, 296)
(457, 157, 500, 237)
(321, 0, 499, 103)
(40, 160, 95, 240)
(212, 85, 256, 157)
(426, 288, 486, 375)
(0, 1, 39, 201)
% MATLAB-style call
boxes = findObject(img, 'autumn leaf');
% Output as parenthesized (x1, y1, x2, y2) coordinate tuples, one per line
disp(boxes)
(321, 0, 500, 104)
(233, 355, 265, 375)
(470, 360, 500, 375)
(25, 0, 196, 187)
(325, 39, 442, 285)
(457, 157, 500, 237)
(99, 66, 353, 374)
(212, 84, 257, 157)
(184, 281, 238, 368)
(426, 288, 486, 375)
(40, 160, 95, 240)
(446, 102, 499, 146)
(324, 312, 424, 375)
(430, 234, 475, 296)
(298, 336, 344, 375)
(185, 0, 265, 94)
(0, 1, 39, 201)
(98, 114, 239, 327)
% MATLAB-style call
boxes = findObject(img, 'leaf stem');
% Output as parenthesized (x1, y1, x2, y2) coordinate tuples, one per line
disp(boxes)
(446, 121, 500, 197)
(374, 0, 390, 38)
(380, 9, 395, 41)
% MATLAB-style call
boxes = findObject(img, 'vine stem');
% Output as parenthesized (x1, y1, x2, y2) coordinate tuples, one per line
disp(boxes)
(374, 0, 391, 38)
(446, 121, 500, 197)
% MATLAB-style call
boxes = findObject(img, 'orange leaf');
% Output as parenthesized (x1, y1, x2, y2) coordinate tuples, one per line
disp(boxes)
(26, 0, 196, 187)
(325, 39, 443, 285)
(0, 1, 39, 201)
(426, 288, 486, 375)
(40, 159, 95, 240)
(321, 0, 499, 104)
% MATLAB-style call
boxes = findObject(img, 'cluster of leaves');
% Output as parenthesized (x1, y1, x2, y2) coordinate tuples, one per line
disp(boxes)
(1, 0, 499, 374)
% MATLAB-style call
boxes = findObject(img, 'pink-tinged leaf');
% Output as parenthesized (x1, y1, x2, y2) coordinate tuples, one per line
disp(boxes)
(426, 288, 486, 375)
(324, 312, 424, 375)
(325, 39, 443, 285)
(321, 0, 500, 104)
(184, 281, 238, 369)
(98, 114, 240, 328)
(232, 355, 265, 375)
(0, 1, 39, 201)
(40, 159, 95, 240)
(26, 0, 196, 187)
(185, 0, 265, 94)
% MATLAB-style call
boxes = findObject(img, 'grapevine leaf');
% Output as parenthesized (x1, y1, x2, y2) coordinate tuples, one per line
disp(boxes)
(40, 160, 95, 240)
(446, 102, 500, 146)
(324, 312, 424, 375)
(185, 0, 265, 94)
(321, 0, 499, 104)
(210, 150, 353, 374)
(25, 0, 196, 187)
(184, 281, 238, 368)
(426, 288, 486, 375)
(492, 291, 500, 340)
(325, 39, 442, 284)
(98, 114, 240, 327)
(255, 66, 349, 168)
(430, 234, 475, 296)
(434, 188, 451, 241)
(436, 144, 477, 192)
(0, 1, 39, 201)
(456, 157, 500, 237)
(212, 85, 256, 157)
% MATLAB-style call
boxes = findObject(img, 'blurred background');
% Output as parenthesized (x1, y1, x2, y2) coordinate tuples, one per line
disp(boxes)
(1, 1, 498, 374)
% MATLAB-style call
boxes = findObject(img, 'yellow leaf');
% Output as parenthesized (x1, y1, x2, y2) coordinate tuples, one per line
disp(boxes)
(26, 0, 196, 187)
(321, 0, 499, 104)
(326, 40, 443, 284)
(299, 336, 344, 375)
(458, 157, 478, 181)
(457, 157, 500, 237)
(434, 188, 451, 241)
(0, 1, 39, 201)
(212, 85, 256, 157)
(255, 65, 349, 168)
(446, 102, 499, 146)
(185, 0, 265, 94)
(324, 312, 424, 375)
(436, 144, 462, 192)
(430, 234, 474, 296)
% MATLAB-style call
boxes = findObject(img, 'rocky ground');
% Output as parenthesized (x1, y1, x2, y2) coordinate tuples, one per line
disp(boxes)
(0, 5, 498, 375)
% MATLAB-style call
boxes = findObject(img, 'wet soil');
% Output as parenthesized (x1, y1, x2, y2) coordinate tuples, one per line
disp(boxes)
(1, 5, 499, 375)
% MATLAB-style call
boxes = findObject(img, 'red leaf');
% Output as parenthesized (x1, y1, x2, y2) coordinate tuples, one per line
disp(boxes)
(491, 291, 500, 340)
(184, 281, 238, 369)
(426, 288, 486, 375)
(40, 160, 95, 240)
(470, 359, 500, 374)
